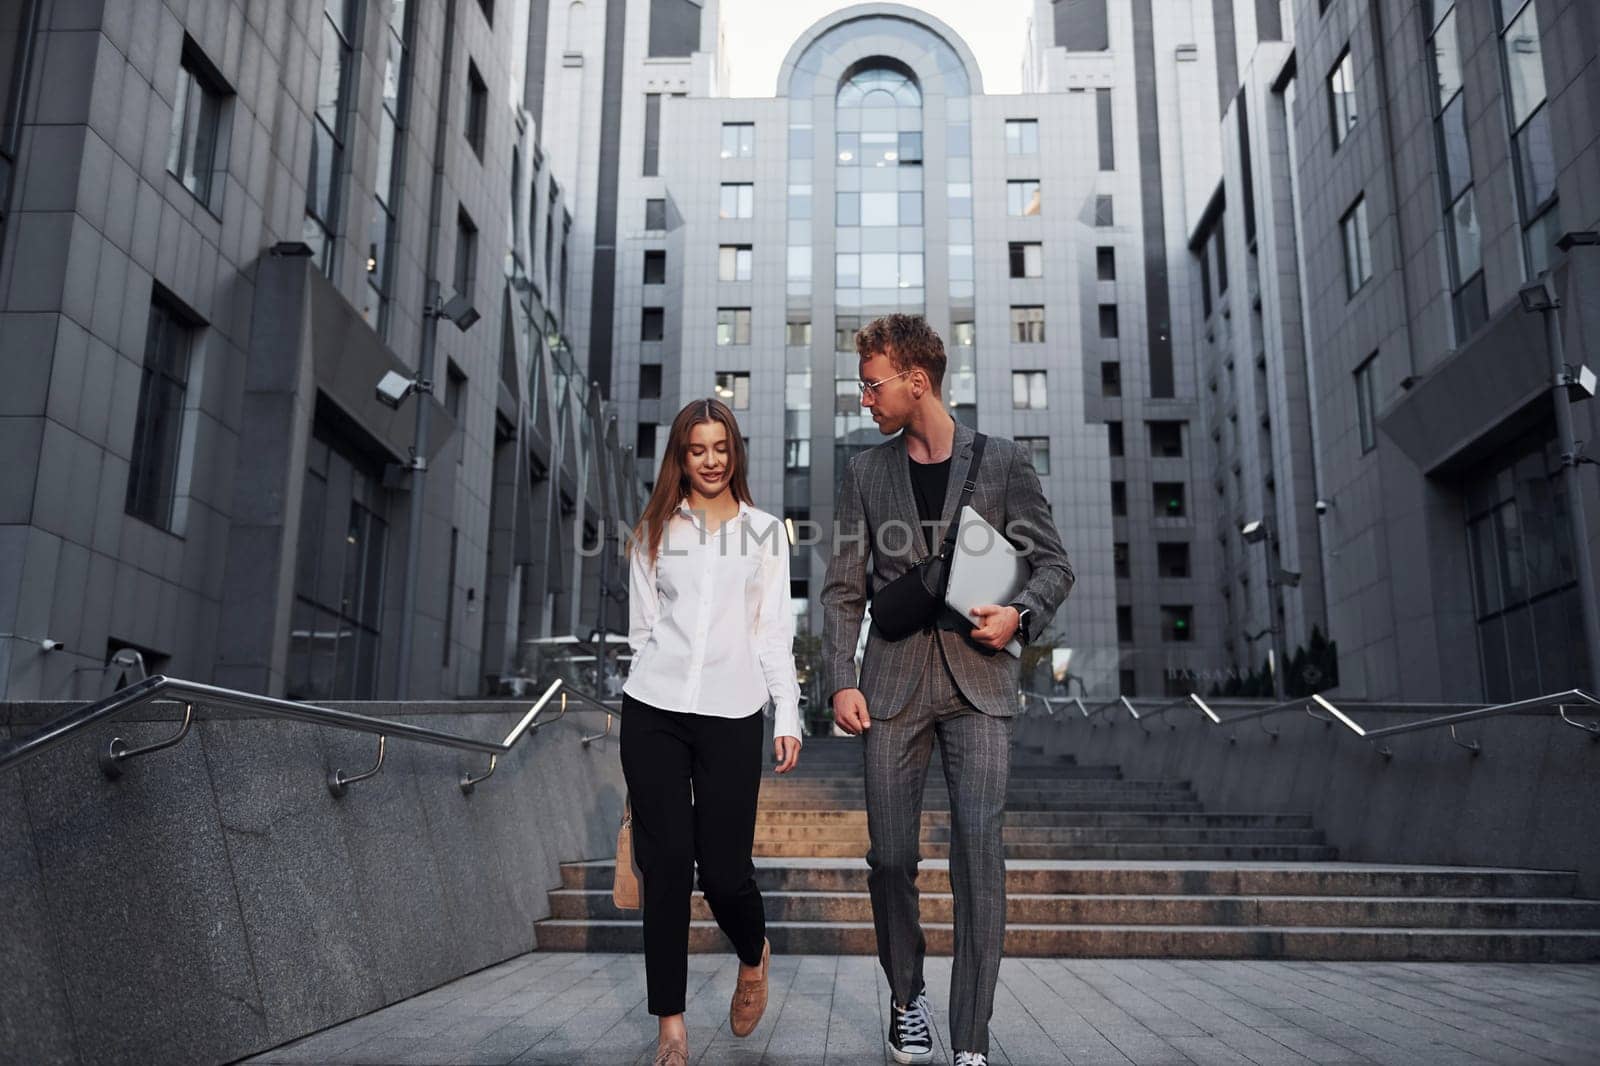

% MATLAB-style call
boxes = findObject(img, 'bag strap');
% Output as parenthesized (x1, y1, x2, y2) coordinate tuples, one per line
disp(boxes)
(937, 432, 987, 559)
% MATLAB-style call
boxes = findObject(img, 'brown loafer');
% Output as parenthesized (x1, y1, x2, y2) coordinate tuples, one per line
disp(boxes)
(729, 938, 770, 1037)
(651, 1036, 687, 1066)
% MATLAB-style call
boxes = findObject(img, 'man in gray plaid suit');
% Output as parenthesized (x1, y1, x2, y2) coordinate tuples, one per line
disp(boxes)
(822, 315, 1074, 1066)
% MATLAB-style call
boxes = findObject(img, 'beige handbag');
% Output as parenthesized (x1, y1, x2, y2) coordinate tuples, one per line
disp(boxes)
(612, 796, 642, 910)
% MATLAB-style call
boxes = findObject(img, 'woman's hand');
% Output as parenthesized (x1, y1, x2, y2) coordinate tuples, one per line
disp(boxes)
(773, 736, 801, 774)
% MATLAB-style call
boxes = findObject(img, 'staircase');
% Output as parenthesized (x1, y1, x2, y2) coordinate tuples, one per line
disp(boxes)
(536, 737, 1600, 961)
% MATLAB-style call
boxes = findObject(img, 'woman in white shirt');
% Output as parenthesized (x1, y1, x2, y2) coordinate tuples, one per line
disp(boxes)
(622, 397, 803, 1066)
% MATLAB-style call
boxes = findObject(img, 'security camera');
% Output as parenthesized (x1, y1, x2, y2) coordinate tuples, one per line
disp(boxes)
(1314, 499, 1331, 515)
(376, 370, 416, 409)
(40, 639, 64, 652)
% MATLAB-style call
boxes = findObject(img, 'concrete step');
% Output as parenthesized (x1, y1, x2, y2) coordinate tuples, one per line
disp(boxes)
(758, 793, 1203, 809)
(546, 890, 1600, 930)
(557, 860, 1582, 898)
(750, 825, 1328, 846)
(760, 778, 1182, 791)
(749, 842, 1341, 860)
(534, 919, 1600, 962)
(753, 810, 1316, 828)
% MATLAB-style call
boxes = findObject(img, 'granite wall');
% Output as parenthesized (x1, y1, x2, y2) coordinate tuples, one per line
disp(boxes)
(0, 698, 625, 1066)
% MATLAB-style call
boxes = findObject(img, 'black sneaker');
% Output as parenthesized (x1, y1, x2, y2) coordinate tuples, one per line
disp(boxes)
(888, 991, 933, 1064)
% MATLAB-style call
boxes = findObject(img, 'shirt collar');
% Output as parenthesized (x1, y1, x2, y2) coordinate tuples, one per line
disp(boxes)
(674, 498, 751, 525)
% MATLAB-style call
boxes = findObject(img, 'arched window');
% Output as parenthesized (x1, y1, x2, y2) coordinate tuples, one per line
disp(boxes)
(566, 1, 586, 52)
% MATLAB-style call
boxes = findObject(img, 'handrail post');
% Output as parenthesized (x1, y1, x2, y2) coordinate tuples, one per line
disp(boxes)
(100, 702, 193, 780)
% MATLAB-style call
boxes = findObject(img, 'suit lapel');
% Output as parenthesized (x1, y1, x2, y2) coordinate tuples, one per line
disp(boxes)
(936, 421, 977, 545)
(887, 421, 975, 558)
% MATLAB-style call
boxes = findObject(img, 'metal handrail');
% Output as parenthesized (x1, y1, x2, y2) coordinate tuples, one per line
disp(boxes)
(0, 674, 619, 793)
(1140, 688, 1600, 758)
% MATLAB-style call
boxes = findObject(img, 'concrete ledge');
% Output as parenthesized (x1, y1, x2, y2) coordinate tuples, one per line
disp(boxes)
(0, 701, 626, 1066)
(1015, 704, 1600, 896)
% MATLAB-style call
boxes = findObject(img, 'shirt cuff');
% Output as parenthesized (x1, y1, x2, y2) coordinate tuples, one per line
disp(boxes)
(773, 700, 803, 743)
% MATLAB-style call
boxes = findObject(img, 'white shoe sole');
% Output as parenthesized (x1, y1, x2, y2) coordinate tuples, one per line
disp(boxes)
(890, 1047, 933, 1065)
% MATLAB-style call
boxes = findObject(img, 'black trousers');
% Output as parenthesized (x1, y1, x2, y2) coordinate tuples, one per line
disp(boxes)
(619, 693, 767, 1016)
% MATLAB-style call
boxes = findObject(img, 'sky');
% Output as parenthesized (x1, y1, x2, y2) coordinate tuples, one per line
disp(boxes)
(719, 0, 1033, 97)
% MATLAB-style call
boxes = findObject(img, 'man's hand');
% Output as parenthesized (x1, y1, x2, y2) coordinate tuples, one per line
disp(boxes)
(773, 736, 801, 774)
(833, 688, 872, 735)
(968, 604, 1020, 651)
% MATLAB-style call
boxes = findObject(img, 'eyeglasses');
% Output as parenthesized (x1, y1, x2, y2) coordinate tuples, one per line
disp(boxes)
(859, 368, 913, 400)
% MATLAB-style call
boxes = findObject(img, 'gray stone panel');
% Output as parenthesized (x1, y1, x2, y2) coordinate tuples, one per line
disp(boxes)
(0, 726, 78, 1066)
(16, 715, 270, 1066)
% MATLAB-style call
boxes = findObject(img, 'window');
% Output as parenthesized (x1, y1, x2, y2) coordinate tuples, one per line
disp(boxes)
(1464, 426, 1592, 701)
(645, 197, 667, 230)
(304, 0, 358, 274)
(636, 422, 657, 460)
(1160, 605, 1193, 642)
(454, 208, 477, 303)
(1154, 482, 1187, 518)
(643, 93, 661, 175)
(1008, 242, 1043, 279)
(1355, 353, 1378, 454)
(1019, 436, 1050, 475)
(465, 60, 487, 158)
(786, 369, 811, 411)
(1428, 5, 1487, 337)
(166, 40, 229, 209)
(641, 307, 664, 341)
(445, 361, 467, 425)
(716, 308, 751, 346)
(443, 527, 459, 666)
(1158, 542, 1190, 578)
(1149, 421, 1184, 457)
(785, 438, 810, 470)
(952, 321, 975, 347)
(1096, 88, 1114, 169)
(1094, 195, 1114, 226)
(366, 1, 413, 335)
(643, 249, 666, 284)
(1340, 196, 1372, 296)
(287, 423, 388, 700)
(719, 182, 754, 219)
(1101, 361, 1121, 397)
(1097, 246, 1116, 281)
(1328, 48, 1357, 149)
(1005, 119, 1039, 154)
(718, 244, 753, 282)
(1117, 605, 1133, 642)
(1010, 305, 1045, 343)
(1113, 542, 1130, 579)
(786, 319, 812, 346)
(1007, 180, 1041, 217)
(1012, 371, 1047, 410)
(126, 292, 194, 530)
(721, 122, 755, 159)
(714, 371, 750, 409)
(1111, 481, 1126, 517)
(835, 315, 860, 352)
(639, 364, 661, 398)
(1497, 0, 1560, 277)
(1098, 304, 1119, 339)
(1108, 420, 1123, 456)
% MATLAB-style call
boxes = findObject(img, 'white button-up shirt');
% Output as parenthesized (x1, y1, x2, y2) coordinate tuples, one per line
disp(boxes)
(624, 500, 803, 742)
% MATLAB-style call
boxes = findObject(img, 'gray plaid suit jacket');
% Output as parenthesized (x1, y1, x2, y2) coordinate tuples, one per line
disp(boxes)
(821, 421, 1075, 719)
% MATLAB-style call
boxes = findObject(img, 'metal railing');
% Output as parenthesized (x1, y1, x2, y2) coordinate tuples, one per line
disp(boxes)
(1021, 687, 1600, 758)
(0, 674, 623, 795)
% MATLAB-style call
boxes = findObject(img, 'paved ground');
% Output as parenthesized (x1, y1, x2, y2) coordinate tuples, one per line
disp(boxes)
(245, 952, 1600, 1065)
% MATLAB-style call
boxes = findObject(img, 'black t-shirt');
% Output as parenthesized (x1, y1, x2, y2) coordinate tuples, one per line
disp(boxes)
(908, 455, 951, 551)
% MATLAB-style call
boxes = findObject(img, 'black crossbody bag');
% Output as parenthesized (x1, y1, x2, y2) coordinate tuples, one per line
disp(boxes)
(871, 434, 987, 641)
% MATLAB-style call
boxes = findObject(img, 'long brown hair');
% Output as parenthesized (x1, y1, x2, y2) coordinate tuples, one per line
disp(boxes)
(632, 398, 753, 561)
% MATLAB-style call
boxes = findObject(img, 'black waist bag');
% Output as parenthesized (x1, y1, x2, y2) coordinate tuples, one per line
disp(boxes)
(871, 434, 987, 641)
